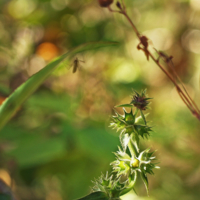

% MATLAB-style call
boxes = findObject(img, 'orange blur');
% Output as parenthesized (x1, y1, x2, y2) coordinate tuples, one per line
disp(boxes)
(36, 42, 59, 61)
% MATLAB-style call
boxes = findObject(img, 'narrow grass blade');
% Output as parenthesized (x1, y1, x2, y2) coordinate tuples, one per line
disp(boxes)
(0, 41, 118, 130)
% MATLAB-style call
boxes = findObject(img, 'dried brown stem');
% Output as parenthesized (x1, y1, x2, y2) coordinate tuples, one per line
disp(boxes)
(121, 0, 126, 11)
(177, 88, 195, 114)
(149, 52, 197, 114)
(166, 61, 200, 114)
(154, 49, 200, 114)
(108, 2, 200, 121)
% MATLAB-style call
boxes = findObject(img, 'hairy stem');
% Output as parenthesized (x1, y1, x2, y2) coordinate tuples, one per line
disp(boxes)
(119, 172, 137, 196)
(128, 133, 139, 157)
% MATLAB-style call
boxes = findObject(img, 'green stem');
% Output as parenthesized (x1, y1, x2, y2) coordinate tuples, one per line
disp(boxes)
(119, 171, 137, 196)
(127, 134, 138, 157)
(134, 108, 139, 116)
(140, 110, 146, 125)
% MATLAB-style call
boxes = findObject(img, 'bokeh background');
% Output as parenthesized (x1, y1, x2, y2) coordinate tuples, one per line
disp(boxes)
(0, 0, 200, 199)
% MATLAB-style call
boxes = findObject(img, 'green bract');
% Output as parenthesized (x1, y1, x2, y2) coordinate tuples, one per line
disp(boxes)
(111, 146, 159, 195)
(92, 172, 126, 199)
(110, 108, 152, 139)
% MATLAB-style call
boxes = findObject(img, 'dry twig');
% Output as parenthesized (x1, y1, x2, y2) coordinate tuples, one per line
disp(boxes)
(107, 0, 200, 121)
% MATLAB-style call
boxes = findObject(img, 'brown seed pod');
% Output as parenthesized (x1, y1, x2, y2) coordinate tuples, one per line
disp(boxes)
(98, 0, 113, 7)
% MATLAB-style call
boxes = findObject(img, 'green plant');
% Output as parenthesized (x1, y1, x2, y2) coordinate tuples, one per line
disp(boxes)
(78, 90, 159, 200)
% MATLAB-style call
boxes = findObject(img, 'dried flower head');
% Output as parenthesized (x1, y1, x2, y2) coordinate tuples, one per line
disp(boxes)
(131, 90, 151, 110)
(98, 0, 113, 7)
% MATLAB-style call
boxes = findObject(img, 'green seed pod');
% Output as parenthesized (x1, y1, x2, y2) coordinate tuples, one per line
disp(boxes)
(124, 109, 135, 125)
(118, 161, 127, 170)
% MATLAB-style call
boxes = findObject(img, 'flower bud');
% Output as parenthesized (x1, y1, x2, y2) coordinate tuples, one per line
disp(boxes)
(98, 0, 113, 7)
(131, 90, 151, 110)
(116, 1, 122, 10)
(131, 158, 139, 168)
(118, 161, 126, 170)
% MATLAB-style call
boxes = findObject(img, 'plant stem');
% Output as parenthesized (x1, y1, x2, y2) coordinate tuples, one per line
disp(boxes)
(108, 3, 200, 121)
(128, 133, 139, 157)
(119, 172, 137, 196)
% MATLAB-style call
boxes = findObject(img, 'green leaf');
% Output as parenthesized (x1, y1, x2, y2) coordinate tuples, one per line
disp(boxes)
(77, 192, 109, 200)
(132, 90, 140, 97)
(135, 113, 149, 124)
(144, 98, 153, 100)
(115, 104, 132, 108)
(140, 171, 149, 196)
(134, 124, 151, 139)
(0, 41, 117, 131)
(141, 89, 147, 96)
(140, 110, 146, 125)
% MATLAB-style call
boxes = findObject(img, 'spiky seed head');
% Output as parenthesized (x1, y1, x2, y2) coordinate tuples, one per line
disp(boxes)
(131, 90, 151, 110)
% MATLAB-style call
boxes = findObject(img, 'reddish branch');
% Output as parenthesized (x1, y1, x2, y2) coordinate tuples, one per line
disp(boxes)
(105, 0, 200, 121)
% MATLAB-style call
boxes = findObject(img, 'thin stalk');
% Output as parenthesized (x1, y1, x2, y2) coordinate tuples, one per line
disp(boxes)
(122, 12, 140, 38)
(167, 61, 200, 114)
(177, 88, 195, 114)
(149, 52, 198, 115)
(108, 2, 200, 121)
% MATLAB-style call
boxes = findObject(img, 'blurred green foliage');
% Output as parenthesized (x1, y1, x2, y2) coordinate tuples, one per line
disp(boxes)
(0, 0, 200, 200)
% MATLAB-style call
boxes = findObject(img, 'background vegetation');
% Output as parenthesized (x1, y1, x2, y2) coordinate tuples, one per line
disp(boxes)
(0, 0, 200, 199)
